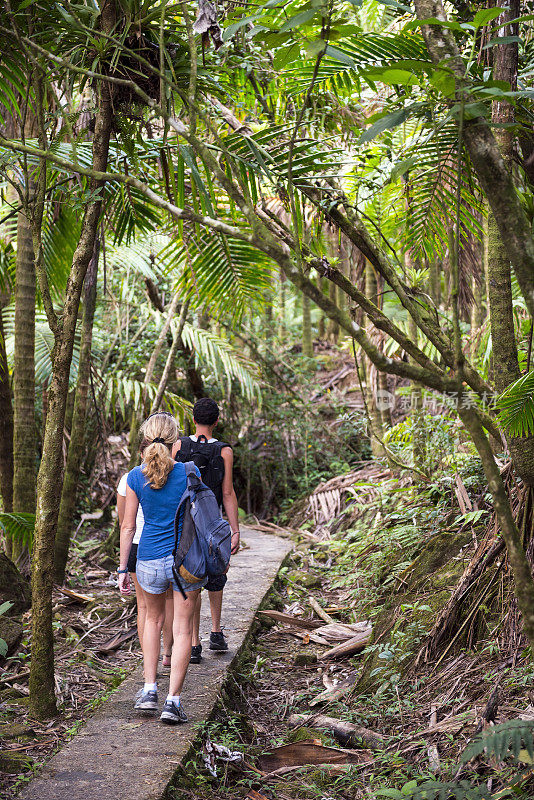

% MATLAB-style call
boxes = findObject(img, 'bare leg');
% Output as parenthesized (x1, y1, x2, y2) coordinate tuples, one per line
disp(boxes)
(192, 592, 202, 647)
(162, 586, 174, 666)
(141, 590, 166, 684)
(131, 573, 147, 650)
(169, 588, 200, 697)
(208, 590, 224, 633)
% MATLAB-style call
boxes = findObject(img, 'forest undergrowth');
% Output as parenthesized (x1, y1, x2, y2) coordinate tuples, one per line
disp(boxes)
(169, 460, 534, 800)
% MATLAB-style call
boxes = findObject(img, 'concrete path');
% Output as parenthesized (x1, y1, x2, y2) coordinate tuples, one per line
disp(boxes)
(21, 527, 291, 800)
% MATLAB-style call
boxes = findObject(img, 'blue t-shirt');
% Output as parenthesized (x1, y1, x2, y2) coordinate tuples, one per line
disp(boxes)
(127, 462, 199, 560)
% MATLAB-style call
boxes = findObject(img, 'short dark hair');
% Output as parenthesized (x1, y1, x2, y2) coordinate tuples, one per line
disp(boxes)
(193, 397, 219, 426)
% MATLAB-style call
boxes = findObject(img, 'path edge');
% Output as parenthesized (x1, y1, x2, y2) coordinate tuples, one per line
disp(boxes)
(162, 545, 293, 799)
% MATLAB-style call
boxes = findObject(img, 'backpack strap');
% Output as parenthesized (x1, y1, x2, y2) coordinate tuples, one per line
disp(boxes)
(178, 436, 192, 457)
(184, 460, 202, 488)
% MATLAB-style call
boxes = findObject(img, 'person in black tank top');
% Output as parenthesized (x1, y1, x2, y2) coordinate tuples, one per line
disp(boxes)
(173, 398, 240, 662)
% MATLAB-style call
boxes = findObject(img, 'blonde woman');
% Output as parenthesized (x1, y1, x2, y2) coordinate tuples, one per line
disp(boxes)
(118, 412, 205, 724)
(117, 473, 174, 664)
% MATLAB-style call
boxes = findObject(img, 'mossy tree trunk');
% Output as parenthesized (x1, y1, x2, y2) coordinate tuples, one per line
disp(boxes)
(53, 240, 99, 585)
(485, 0, 534, 483)
(278, 270, 287, 343)
(28, 14, 115, 717)
(0, 292, 13, 522)
(414, 0, 534, 319)
(459, 404, 534, 656)
(302, 291, 313, 357)
(326, 280, 339, 342)
(364, 262, 385, 458)
(428, 258, 441, 307)
(408, 313, 426, 471)
(12, 160, 37, 560)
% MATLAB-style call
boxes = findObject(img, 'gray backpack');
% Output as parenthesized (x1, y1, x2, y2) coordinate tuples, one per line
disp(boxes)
(172, 462, 232, 598)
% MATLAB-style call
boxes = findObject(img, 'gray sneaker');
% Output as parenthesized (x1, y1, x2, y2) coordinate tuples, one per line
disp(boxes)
(160, 700, 188, 725)
(134, 689, 158, 711)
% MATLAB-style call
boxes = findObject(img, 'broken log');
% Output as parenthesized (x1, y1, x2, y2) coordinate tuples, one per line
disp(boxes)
(287, 713, 385, 750)
(319, 629, 371, 659)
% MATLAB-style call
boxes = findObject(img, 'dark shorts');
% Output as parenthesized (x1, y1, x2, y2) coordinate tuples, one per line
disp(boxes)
(205, 573, 227, 592)
(127, 543, 138, 573)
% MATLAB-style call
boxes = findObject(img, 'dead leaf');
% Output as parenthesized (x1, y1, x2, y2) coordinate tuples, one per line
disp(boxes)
(246, 792, 270, 800)
(97, 627, 137, 653)
(56, 588, 95, 603)
(315, 622, 370, 643)
(319, 630, 371, 660)
(257, 740, 372, 773)
(454, 473, 472, 514)
(311, 670, 360, 706)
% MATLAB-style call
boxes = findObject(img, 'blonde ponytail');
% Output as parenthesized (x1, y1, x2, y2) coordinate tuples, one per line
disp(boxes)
(139, 413, 178, 490)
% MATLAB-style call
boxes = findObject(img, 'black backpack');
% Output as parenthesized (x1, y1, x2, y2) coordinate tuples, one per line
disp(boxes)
(175, 436, 231, 506)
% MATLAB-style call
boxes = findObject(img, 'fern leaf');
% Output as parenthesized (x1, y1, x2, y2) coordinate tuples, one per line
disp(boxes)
(461, 719, 534, 764)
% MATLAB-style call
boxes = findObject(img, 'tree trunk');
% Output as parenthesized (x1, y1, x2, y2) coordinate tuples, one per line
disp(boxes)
(142, 288, 182, 411)
(151, 300, 190, 412)
(317, 277, 326, 339)
(459, 404, 534, 655)
(326, 281, 339, 341)
(53, 240, 99, 585)
(302, 291, 313, 357)
(485, 0, 534, 483)
(278, 270, 287, 343)
(0, 293, 13, 520)
(413, 0, 534, 319)
(364, 263, 385, 457)
(428, 258, 441, 307)
(378, 371, 392, 430)
(29, 16, 114, 717)
(408, 313, 426, 470)
(12, 190, 36, 559)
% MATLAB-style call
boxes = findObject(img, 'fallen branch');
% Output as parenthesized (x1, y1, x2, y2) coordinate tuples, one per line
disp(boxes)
(319, 629, 371, 659)
(287, 713, 386, 750)
(257, 610, 323, 629)
(309, 596, 336, 625)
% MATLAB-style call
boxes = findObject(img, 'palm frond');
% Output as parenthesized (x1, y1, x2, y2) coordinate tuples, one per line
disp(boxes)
(496, 371, 534, 438)
(285, 32, 429, 96)
(0, 512, 35, 548)
(180, 322, 261, 403)
(3, 306, 81, 388)
(101, 370, 192, 425)
(163, 232, 273, 320)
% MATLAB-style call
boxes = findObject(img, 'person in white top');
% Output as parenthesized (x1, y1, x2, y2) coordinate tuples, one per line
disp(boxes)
(117, 472, 174, 664)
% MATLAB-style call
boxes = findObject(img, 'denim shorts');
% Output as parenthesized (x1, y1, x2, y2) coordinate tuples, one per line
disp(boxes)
(136, 554, 207, 595)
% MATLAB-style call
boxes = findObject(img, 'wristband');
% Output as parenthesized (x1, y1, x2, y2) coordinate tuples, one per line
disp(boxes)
(231, 530, 240, 535)
(117, 567, 129, 574)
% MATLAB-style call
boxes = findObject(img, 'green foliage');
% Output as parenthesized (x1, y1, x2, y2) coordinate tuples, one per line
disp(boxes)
(180, 323, 261, 403)
(0, 513, 35, 549)
(461, 719, 534, 764)
(496, 371, 534, 438)
(0, 600, 14, 657)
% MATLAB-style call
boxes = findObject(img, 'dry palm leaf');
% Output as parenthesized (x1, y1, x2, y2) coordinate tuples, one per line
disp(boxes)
(257, 740, 372, 773)
(257, 610, 323, 629)
(319, 629, 372, 659)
